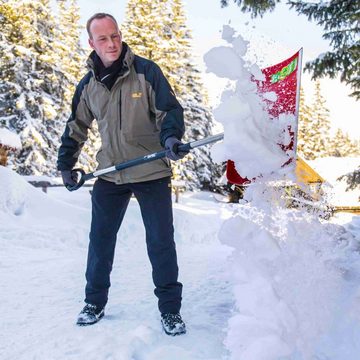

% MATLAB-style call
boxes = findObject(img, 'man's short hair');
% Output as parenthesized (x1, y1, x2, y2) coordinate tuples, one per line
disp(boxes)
(86, 13, 119, 38)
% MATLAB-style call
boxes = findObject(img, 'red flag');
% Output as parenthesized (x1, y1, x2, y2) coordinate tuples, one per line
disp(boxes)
(226, 49, 303, 185)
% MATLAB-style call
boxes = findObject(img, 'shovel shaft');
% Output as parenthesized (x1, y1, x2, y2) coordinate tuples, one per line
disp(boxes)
(67, 133, 224, 191)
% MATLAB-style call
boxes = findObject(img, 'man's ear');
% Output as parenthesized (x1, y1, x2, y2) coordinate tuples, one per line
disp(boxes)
(88, 38, 95, 50)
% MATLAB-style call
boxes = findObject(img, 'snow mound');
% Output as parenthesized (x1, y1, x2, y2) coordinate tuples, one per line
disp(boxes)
(0, 127, 22, 149)
(0, 166, 89, 248)
(220, 205, 360, 359)
(205, 25, 360, 360)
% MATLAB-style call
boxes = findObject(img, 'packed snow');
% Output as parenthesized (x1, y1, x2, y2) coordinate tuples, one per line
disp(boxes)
(1, 24, 360, 360)
(1, 159, 360, 360)
(0, 166, 234, 360)
(0, 128, 22, 149)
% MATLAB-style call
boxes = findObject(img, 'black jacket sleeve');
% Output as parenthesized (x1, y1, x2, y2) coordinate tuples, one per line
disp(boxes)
(57, 72, 94, 171)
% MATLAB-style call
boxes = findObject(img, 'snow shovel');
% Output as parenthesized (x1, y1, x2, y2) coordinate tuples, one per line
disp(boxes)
(66, 133, 224, 192)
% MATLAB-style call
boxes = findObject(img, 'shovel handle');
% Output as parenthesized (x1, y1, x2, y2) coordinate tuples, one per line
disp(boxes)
(64, 133, 224, 192)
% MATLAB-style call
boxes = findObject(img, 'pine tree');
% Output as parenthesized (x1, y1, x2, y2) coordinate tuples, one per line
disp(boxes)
(0, 0, 67, 175)
(122, 1, 184, 96)
(338, 167, 360, 191)
(220, 0, 280, 17)
(56, 0, 85, 102)
(297, 82, 332, 160)
(169, 0, 222, 189)
(330, 128, 360, 157)
(289, 0, 360, 100)
(122, 0, 222, 189)
(0, 0, 99, 175)
(221, 0, 360, 99)
(297, 87, 313, 159)
(56, 0, 100, 172)
(310, 80, 331, 157)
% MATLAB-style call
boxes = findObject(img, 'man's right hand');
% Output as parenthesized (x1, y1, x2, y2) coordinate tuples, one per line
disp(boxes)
(61, 170, 78, 188)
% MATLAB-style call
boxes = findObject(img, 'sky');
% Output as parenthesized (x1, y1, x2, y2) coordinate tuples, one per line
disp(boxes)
(77, 0, 360, 139)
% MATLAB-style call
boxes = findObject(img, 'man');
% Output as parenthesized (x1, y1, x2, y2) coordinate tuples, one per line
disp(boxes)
(57, 13, 188, 336)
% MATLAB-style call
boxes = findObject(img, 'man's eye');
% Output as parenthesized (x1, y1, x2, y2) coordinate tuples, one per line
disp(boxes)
(98, 38, 106, 42)
(112, 35, 120, 39)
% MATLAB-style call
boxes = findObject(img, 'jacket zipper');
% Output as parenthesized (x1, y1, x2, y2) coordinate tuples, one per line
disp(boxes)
(119, 90, 122, 129)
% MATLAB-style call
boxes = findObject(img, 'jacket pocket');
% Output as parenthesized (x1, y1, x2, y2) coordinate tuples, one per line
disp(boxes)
(124, 132, 161, 147)
(136, 136, 170, 168)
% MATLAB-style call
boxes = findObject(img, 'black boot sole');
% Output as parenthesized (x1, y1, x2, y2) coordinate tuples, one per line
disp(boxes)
(162, 325, 186, 336)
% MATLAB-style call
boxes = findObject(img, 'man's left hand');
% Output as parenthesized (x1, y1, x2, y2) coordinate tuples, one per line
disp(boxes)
(164, 137, 189, 161)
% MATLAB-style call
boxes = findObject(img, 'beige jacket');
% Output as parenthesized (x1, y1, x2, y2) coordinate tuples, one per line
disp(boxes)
(57, 44, 184, 184)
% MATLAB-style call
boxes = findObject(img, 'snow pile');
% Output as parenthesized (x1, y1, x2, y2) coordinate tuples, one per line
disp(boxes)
(220, 206, 360, 359)
(0, 127, 22, 149)
(0, 166, 89, 248)
(204, 25, 295, 180)
(205, 26, 360, 359)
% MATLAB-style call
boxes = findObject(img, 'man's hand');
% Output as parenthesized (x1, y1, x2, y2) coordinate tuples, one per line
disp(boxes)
(165, 137, 189, 161)
(61, 170, 78, 188)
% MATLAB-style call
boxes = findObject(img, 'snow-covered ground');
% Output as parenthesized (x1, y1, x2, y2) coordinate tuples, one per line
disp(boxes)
(1, 166, 360, 360)
(1, 166, 235, 360)
(2, 23, 359, 360)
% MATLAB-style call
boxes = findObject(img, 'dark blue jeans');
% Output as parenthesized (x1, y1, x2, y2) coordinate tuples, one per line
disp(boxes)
(84, 176, 182, 314)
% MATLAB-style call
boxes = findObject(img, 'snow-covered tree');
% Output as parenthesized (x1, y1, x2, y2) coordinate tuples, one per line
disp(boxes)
(122, 0, 222, 189)
(56, 0, 86, 102)
(338, 167, 360, 191)
(0, 0, 99, 175)
(0, 0, 67, 175)
(297, 87, 313, 159)
(56, 0, 100, 172)
(297, 81, 331, 160)
(330, 128, 360, 157)
(310, 80, 331, 157)
(221, 0, 360, 99)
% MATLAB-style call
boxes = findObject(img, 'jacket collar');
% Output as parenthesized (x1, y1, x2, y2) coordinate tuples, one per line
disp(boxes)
(86, 42, 134, 80)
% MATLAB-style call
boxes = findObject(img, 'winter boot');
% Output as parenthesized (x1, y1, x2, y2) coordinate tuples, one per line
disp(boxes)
(161, 313, 186, 336)
(76, 303, 104, 326)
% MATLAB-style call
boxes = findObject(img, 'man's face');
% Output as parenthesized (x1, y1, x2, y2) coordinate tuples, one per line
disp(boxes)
(88, 17, 122, 68)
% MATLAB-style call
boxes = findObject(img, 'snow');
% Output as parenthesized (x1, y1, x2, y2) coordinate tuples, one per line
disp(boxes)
(0, 166, 235, 359)
(203, 25, 360, 360)
(309, 157, 360, 206)
(2, 23, 360, 360)
(220, 205, 360, 360)
(1, 163, 360, 359)
(0, 128, 22, 149)
(204, 25, 295, 180)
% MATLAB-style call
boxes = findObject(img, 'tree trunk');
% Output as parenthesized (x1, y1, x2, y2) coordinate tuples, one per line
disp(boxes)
(0, 146, 8, 166)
